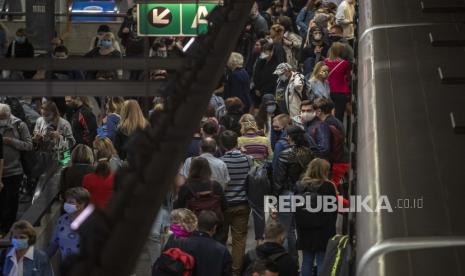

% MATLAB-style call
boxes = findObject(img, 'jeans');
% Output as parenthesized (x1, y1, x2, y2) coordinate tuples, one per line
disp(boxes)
(251, 203, 265, 241)
(301, 250, 325, 276)
(277, 191, 298, 264)
(222, 203, 250, 275)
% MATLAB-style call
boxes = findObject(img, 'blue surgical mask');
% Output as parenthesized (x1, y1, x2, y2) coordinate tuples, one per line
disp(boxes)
(266, 105, 277, 114)
(12, 238, 29, 250)
(63, 203, 78, 214)
(100, 40, 113, 49)
(15, 36, 26, 44)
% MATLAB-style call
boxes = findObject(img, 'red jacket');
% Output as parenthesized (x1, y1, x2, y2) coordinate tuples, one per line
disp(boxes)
(324, 58, 351, 94)
(82, 173, 114, 209)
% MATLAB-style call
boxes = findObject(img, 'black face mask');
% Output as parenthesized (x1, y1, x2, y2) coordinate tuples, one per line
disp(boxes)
(329, 35, 343, 44)
(164, 38, 174, 46)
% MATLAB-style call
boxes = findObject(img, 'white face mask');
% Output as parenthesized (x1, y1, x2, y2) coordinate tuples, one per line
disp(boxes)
(260, 53, 269, 59)
(301, 111, 316, 122)
(279, 74, 288, 81)
(313, 33, 323, 41)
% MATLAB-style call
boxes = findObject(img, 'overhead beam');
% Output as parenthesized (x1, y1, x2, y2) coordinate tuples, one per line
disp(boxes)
(0, 57, 185, 71)
(0, 80, 169, 96)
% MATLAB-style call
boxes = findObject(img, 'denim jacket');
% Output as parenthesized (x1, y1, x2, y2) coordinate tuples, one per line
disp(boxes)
(2, 247, 54, 276)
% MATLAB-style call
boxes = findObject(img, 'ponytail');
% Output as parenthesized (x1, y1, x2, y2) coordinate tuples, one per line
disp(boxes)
(95, 157, 111, 177)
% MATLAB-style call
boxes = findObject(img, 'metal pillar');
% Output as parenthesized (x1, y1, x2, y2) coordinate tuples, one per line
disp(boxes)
(25, 0, 55, 51)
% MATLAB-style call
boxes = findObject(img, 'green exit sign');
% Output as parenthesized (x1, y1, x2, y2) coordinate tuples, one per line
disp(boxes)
(137, 2, 220, 36)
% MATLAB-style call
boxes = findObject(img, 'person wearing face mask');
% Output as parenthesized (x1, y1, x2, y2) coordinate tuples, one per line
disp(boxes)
(270, 114, 291, 172)
(223, 52, 253, 113)
(294, 100, 331, 160)
(45, 187, 90, 260)
(84, 32, 122, 80)
(253, 43, 284, 105)
(64, 96, 97, 147)
(4, 28, 35, 80)
(328, 24, 354, 62)
(43, 46, 84, 80)
(2, 220, 53, 276)
(276, 17, 302, 69)
(296, 0, 322, 38)
(0, 104, 33, 235)
(118, 5, 146, 80)
(300, 25, 330, 76)
(33, 101, 75, 160)
(309, 61, 331, 99)
(89, 24, 121, 52)
(273, 126, 315, 266)
(273, 63, 306, 118)
(255, 94, 283, 138)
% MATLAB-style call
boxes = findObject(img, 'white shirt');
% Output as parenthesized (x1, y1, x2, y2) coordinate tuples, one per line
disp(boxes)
(181, 153, 230, 187)
(7, 246, 34, 276)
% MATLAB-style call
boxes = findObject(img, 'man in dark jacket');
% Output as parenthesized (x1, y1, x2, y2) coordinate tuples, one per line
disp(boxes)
(185, 211, 232, 276)
(65, 96, 97, 147)
(118, 5, 144, 80)
(293, 100, 331, 160)
(5, 28, 35, 79)
(241, 222, 298, 276)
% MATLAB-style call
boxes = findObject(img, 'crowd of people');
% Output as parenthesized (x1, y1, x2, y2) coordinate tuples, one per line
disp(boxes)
(0, 0, 356, 275)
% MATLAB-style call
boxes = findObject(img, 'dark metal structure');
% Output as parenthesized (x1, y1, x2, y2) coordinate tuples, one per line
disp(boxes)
(59, 1, 253, 275)
(356, 0, 465, 275)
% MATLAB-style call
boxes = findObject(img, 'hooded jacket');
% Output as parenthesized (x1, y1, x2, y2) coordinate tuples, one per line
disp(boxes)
(241, 242, 299, 276)
(0, 115, 33, 177)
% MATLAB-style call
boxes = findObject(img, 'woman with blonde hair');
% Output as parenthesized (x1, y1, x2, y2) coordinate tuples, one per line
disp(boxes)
(59, 144, 95, 199)
(294, 158, 337, 276)
(84, 32, 122, 79)
(113, 100, 149, 160)
(237, 116, 272, 164)
(98, 97, 124, 141)
(324, 42, 351, 121)
(223, 52, 253, 113)
(93, 137, 122, 172)
(309, 61, 331, 99)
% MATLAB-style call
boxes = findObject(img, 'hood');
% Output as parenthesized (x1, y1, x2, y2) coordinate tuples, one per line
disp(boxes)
(256, 242, 286, 258)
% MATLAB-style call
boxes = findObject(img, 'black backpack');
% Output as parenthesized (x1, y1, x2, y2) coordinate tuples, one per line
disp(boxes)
(295, 182, 327, 229)
(246, 162, 272, 208)
(319, 235, 352, 276)
(243, 249, 287, 276)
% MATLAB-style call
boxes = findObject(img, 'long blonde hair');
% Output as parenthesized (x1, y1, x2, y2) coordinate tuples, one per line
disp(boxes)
(327, 42, 345, 60)
(310, 61, 327, 81)
(118, 100, 149, 136)
(301, 158, 330, 183)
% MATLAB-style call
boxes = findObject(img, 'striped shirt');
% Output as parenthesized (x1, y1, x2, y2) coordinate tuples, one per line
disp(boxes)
(238, 133, 273, 164)
(221, 150, 254, 205)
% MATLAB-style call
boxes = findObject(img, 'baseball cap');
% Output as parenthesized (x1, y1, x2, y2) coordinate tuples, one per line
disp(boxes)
(273, 63, 292, 75)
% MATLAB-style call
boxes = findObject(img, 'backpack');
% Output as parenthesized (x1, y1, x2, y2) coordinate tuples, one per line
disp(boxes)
(186, 182, 224, 221)
(328, 124, 345, 163)
(295, 182, 327, 229)
(295, 74, 316, 102)
(246, 162, 272, 208)
(152, 248, 195, 276)
(319, 235, 352, 276)
(243, 249, 287, 276)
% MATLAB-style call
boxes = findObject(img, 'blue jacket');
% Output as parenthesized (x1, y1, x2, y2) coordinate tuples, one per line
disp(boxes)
(223, 68, 252, 112)
(272, 130, 289, 173)
(296, 8, 315, 38)
(305, 118, 331, 161)
(97, 113, 120, 142)
(2, 247, 54, 276)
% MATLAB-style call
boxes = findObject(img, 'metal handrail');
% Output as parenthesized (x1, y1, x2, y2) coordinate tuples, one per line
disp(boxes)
(357, 236, 465, 276)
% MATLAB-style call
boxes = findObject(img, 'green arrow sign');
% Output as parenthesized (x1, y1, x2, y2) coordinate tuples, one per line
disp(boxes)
(137, 3, 220, 36)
